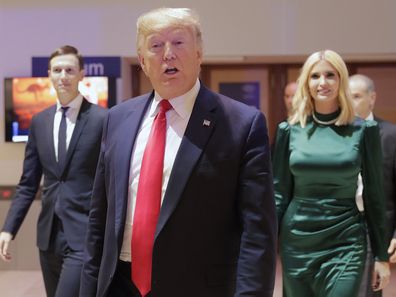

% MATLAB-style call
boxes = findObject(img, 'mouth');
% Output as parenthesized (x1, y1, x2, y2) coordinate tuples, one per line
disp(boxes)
(317, 89, 331, 95)
(164, 67, 179, 75)
(58, 84, 71, 89)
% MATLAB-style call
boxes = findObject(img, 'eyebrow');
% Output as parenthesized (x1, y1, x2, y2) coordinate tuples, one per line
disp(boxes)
(310, 70, 337, 74)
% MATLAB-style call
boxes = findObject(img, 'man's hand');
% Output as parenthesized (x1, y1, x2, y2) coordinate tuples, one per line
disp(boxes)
(371, 261, 390, 291)
(387, 238, 396, 263)
(0, 232, 13, 262)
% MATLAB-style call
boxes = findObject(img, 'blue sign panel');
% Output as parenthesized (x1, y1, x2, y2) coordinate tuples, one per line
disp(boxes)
(32, 56, 121, 77)
(219, 82, 260, 109)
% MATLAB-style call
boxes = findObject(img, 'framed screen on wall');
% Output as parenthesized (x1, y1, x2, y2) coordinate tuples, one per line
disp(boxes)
(4, 76, 116, 142)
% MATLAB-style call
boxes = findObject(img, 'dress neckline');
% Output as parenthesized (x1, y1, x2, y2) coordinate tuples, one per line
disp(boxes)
(312, 109, 340, 125)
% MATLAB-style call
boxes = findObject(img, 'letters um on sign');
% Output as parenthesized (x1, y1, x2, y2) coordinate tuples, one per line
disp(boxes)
(84, 63, 105, 76)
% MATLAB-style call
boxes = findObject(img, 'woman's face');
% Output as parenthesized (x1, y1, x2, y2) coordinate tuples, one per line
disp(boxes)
(308, 60, 340, 109)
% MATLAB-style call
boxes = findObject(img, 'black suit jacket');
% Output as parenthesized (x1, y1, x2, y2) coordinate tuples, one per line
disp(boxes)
(2, 99, 107, 251)
(80, 85, 277, 297)
(376, 117, 396, 241)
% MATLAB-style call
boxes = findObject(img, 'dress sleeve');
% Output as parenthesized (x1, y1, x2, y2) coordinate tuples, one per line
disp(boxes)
(361, 120, 389, 261)
(272, 122, 293, 229)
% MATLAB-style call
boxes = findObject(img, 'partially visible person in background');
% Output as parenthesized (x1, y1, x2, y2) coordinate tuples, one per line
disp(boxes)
(273, 49, 390, 297)
(283, 81, 298, 117)
(0, 45, 107, 297)
(271, 81, 298, 152)
(350, 74, 396, 297)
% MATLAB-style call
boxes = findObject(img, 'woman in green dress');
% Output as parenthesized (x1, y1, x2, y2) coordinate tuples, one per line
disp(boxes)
(272, 50, 390, 297)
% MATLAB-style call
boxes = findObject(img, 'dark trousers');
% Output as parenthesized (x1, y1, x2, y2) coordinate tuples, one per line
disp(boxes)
(107, 260, 152, 297)
(39, 216, 83, 297)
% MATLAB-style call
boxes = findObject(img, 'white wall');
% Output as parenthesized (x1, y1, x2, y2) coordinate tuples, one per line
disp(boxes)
(1, 0, 396, 183)
(0, 200, 41, 270)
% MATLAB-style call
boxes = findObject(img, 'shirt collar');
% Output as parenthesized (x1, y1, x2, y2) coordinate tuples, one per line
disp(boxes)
(56, 94, 83, 112)
(365, 112, 374, 121)
(150, 79, 200, 119)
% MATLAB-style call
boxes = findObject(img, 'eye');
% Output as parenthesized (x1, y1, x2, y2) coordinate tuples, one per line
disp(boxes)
(150, 42, 163, 50)
(310, 73, 320, 79)
(326, 72, 336, 78)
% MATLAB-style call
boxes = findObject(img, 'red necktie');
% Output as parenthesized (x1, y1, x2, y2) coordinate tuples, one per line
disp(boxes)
(131, 99, 172, 297)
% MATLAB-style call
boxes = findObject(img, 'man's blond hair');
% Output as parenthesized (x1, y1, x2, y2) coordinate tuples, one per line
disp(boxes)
(136, 8, 203, 55)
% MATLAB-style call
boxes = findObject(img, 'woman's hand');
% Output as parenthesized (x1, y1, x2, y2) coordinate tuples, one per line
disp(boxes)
(372, 261, 390, 291)
(387, 238, 396, 263)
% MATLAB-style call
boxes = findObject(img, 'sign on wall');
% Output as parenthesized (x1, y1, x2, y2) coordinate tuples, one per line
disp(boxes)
(32, 56, 121, 77)
(219, 82, 260, 109)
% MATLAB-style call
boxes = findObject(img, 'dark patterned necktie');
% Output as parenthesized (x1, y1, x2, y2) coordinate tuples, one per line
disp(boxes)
(58, 106, 69, 169)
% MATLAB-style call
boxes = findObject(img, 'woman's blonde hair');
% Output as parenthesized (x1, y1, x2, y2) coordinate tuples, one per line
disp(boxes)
(289, 49, 354, 127)
(136, 8, 203, 56)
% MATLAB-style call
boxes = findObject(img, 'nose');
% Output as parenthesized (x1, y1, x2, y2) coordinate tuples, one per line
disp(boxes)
(319, 75, 326, 85)
(60, 70, 67, 78)
(163, 43, 176, 61)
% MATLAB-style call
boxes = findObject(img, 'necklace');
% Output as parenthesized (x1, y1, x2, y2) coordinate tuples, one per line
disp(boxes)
(312, 112, 338, 125)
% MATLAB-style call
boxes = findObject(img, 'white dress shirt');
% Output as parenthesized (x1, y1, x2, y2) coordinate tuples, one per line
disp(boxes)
(119, 79, 200, 261)
(355, 112, 374, 212)
(53, 94, 83, 162)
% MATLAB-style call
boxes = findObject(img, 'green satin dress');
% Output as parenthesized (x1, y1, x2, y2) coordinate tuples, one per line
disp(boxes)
(272, 110, 388, 297)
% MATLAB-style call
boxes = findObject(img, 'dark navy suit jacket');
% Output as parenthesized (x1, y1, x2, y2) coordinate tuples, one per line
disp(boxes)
(2, 99, 107, 251)
(376, 117, 396, 241)
(80, 85, 277, 297)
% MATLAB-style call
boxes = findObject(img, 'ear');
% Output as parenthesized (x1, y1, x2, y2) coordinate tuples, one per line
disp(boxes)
(197, 47, 203, 64)
(370, 91, 376, 110)
(138, 54, 148, 75)
(79, 69, 85, 81)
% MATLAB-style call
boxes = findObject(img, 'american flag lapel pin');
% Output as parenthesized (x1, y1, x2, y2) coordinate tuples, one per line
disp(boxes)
(203, 119, 211, 127)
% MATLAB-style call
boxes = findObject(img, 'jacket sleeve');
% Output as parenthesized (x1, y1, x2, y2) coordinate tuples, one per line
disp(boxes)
(2, 116, 42, 237)
(235, 110, 277, 297)
(393, 142, 396, 239)
(361, 120, 389, 261)
(80, 112, 109, 297)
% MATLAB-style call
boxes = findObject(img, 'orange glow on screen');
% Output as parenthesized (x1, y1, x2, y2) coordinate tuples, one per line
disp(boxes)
(12, 77, 108, 130)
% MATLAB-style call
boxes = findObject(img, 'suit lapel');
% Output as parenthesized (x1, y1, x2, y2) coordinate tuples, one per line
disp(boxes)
(115, 95, 153, 238)
(59, 99, 90, 176)
(44, 106, 58, 176)
(155, 86, 218, 239)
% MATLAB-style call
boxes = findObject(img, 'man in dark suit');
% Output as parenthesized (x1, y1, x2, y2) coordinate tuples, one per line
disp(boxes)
(283, 81, 297, 118)
(0, 45, 107, 297)
(271, 81, 297, 152)
(80, 7, 277, 297)
(350, 74, 396, 297)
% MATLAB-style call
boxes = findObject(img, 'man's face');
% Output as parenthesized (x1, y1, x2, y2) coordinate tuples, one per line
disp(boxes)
(349, 79, 375, 119)
(283, 82, 297, 112)
(138, 25, 202, 99)
(48, 54, 84, 103)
